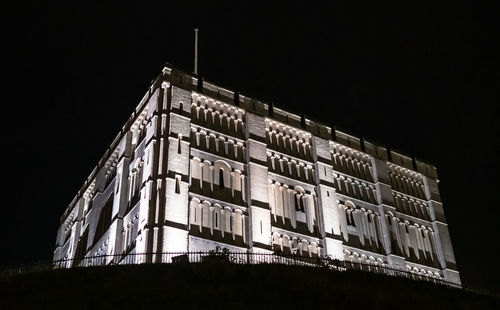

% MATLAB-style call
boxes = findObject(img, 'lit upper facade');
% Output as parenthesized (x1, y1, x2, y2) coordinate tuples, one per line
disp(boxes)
(54, 64, 461, 285)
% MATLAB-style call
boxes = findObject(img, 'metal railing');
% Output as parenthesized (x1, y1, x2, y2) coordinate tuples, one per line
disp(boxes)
(0, 250, 460, 288)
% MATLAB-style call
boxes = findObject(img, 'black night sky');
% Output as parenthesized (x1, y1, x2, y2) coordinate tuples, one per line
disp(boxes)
(3, 2, 499, 295)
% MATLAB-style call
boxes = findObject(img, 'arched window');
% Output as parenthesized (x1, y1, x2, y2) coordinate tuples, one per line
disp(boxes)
(202, 161, 212, 184)
(212, 204, 222, 232)
(202, 202, 211, 228)
(294, 186, 306, 212)
(214, 160, 231, 189)
(191, 157, 201, 181)
(189, 198, 201, 227)
(345, 201, 356, 227)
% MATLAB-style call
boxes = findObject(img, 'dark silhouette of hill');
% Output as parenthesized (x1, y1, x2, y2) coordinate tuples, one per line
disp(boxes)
(1, 263, 498, 309)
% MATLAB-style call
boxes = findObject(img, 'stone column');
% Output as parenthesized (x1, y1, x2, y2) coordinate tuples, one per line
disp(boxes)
(245, 112, 272, 253)
(423, 175, 461, 285)
(313, 136, 344, 260)
(161, 83, 192, 255)
(372, 157, 405, 269)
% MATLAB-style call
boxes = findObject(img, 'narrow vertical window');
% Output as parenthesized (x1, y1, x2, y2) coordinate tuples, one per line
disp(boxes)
(215, 213, 218, 228)
(175, 178, 180, 194)
(179, 102, 183, 114)
(260, 220, 263, 234)
(324, 166, 327, 176)
(219, 169, 224, 188)
(178, 135, 182, 154)
(327, 191, 330, 197)
(115, 176, 120, 194)
(346, 210, 355, 227)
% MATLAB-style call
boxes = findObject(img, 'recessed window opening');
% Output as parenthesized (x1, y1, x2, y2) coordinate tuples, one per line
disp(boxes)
(175, 178, 180, 194)
(178, 135, 182, 154)
(295, 194, 301, 211)
(219, 169, 224, 188)
(115, 177, 120, 194)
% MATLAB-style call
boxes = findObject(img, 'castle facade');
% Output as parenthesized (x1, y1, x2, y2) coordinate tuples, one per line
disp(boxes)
(54, 64, 460, 285)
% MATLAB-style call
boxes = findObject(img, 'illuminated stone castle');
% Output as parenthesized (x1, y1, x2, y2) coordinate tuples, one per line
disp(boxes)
(54, 64, 461, 285)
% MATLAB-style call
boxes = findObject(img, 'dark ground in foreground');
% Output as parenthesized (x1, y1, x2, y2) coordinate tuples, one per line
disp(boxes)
(1, 263, 498, 309)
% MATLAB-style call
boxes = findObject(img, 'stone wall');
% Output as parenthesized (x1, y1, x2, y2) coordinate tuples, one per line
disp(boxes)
(54, 64, 460, 285)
